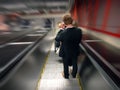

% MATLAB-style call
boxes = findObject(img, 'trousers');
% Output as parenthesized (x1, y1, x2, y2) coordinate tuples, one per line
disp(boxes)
(63, 56, 78, 78)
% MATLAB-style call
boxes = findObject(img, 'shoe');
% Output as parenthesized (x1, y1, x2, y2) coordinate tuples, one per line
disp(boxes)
(72, 75, 76, 78)
(69, 69, 76, 78)
(71, 73, 76, 78)
(61, 72, 69, 79)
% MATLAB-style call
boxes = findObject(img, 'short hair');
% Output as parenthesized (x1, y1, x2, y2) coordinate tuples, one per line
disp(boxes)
(62, 14, 73, 25)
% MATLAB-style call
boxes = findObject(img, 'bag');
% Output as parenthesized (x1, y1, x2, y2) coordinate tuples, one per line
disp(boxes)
(55, 41, 60, 47)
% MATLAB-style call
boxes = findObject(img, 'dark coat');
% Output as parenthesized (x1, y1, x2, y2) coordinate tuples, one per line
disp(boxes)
(55, 27, 82, 58)
(55, 29, 63, 48)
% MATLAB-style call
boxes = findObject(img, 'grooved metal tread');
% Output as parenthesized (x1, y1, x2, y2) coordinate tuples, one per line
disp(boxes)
(38, 44, 81, 90)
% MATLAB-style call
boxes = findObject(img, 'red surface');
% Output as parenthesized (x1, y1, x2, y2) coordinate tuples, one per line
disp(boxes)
(71, 0, 120, 38)
(102, 0, 111, 30)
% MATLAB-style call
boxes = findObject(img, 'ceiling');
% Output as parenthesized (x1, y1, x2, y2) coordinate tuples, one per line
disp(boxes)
(0, 0, 74, 15)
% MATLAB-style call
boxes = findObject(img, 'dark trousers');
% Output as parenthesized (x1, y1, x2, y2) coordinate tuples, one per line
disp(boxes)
(63, 56, 78, 78)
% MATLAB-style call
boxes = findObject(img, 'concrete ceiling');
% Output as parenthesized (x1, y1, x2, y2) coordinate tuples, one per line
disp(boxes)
(0, 0, 74, 15)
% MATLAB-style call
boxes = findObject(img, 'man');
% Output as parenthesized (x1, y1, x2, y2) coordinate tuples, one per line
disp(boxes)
(55, 15, 82, 79)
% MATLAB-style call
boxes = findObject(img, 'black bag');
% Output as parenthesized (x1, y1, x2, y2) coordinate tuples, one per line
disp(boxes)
(55, 41, 60, 47)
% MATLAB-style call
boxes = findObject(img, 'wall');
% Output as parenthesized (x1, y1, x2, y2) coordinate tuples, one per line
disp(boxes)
(71, 0, 120, 48)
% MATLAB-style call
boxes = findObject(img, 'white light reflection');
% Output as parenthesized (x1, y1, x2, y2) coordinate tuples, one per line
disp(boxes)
(27, 34, 43, 36)
(7, 42, 33, 45)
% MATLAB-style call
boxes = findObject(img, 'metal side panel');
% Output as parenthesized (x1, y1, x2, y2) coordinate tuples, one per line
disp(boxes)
(0, 29, 54, 90)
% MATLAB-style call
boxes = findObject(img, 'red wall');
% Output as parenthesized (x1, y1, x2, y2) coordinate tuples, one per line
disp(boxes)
(71, 0, 120, 38)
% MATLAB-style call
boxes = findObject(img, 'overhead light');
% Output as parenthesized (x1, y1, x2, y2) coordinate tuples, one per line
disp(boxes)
(2, 4, 27, 10)
(24, 9, 39, 14)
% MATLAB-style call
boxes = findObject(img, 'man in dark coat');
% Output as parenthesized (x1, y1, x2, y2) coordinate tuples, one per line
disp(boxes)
(55, 15, 82, 79)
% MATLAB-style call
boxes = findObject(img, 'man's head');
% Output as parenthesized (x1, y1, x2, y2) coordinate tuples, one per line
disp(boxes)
(62, 14, 73, 25)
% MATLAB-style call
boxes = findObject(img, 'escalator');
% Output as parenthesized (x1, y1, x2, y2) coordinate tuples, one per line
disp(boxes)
(0, 29, 49, 86)
(79, 33, 120, 90)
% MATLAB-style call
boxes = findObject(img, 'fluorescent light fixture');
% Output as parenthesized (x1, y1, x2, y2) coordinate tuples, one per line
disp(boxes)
(8, 42, 33, 45)
(27, 34, 43, 36)
(2, 4, 27, 10)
